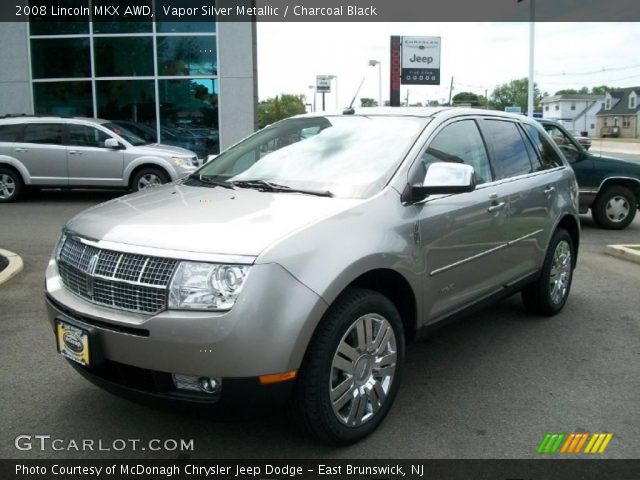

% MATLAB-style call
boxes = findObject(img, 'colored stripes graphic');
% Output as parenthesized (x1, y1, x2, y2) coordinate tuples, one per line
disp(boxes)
(537, 433, 613, 454)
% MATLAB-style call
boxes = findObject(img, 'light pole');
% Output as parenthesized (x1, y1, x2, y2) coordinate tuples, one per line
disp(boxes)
(369, 60, 382, 106)
(308, 85, 316, 112)
(518, 0, 535, 117)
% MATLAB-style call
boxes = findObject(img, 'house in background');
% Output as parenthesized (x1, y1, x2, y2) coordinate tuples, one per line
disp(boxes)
(596, 87, 640, 138)
(541, 94, 604, 136)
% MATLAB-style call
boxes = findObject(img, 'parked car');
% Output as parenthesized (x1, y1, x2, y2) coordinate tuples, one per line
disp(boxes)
(567, 130, 592, 150)
(0, 116, 199, 202)
(45, 108, 579, 444)
(539, 119, 640, 229)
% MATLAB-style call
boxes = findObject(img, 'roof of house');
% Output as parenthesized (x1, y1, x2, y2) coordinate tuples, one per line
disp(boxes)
(541, 94, 603, 103)
(596, 87, 640, 116)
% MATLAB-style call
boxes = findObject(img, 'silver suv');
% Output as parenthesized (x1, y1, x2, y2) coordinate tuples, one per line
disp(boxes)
(0, 116, 199, 202)
(44, 108, 580, 444)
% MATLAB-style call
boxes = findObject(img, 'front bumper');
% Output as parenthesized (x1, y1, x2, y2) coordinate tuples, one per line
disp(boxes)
(45, 259, 328, 380)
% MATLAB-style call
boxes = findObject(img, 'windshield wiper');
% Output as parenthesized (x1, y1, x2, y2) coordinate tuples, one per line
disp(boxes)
(231, 179, 334, 197)
(187, 174, 235, 190)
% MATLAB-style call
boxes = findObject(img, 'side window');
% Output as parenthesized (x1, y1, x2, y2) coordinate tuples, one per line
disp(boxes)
(0, 124, 22, 142)
(522, 124, 564, 169)
(481, 120, 533, 180)
(420, 120, 493, 184)
(68, 125, 111, 148)
(23, 124, 63, 145)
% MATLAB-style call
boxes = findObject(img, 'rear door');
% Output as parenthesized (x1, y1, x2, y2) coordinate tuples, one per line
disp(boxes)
(13, 123, 67, 185)
(479, 118, 561, 279)
(66, 123, 124, 186)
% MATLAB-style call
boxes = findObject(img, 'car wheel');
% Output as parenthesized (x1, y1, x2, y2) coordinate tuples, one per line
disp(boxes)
(591, 185, 637, 230)
(522, 228, 574, 316)
(131, 168, 169, 192)
(293, 287, 404, 444)
(0, 168, 23, 203)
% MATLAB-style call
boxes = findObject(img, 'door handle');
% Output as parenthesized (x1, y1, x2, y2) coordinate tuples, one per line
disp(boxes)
(68, 150, 83, 155)
(15, 148, 27, 153)
(544, 186, 556, 196)
(487, 202, 506, 213)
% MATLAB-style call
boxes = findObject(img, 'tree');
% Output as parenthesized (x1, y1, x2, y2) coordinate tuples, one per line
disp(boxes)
(490, 78, 542, 112)
(257, 94, 306, 129)
(591, 85, 614, 95)
(360, 98, 378, 107)
(554, 89, 578, 95)
(452, 91, 480, 105)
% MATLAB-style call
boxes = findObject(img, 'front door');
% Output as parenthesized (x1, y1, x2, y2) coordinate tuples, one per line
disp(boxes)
(66, 124, 124, 186)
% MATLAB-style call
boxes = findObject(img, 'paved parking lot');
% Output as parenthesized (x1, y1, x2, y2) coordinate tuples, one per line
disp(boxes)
(1, 190, 639, 459)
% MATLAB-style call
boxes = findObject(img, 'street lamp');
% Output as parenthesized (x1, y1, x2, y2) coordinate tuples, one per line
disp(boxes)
(307, 85, 316, 112)
(518, 0, 535, 117)
(369, 60, 382, 107)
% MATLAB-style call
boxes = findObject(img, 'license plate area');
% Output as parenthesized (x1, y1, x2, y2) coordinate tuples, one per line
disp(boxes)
(55, 318, 99, 367)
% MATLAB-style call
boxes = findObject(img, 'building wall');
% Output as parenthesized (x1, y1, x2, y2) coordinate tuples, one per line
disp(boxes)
(542, 99, 603, 136)
(0, 23, 33, 115)
(597, 115, 638, 138)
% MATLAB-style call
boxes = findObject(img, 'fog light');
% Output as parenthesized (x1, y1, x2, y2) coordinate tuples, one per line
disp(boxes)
(198, 377, 222, 394)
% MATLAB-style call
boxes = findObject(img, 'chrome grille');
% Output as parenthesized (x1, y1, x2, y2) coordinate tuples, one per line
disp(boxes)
(57, 236, 178, 314)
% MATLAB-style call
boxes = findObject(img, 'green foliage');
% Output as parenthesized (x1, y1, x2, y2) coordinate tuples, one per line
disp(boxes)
(360, 98, 378, 107)
(490, 78, 542, 112)
(590, 85, 614, 95)
(258, 94, 306, 129)
(452, 91, 479, 105)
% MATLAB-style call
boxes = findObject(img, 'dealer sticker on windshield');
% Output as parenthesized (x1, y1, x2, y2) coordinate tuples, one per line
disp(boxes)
(56, 320, 90, 367)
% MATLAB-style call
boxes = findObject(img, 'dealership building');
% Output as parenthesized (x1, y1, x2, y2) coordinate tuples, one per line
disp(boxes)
(0, 14, 257, 157)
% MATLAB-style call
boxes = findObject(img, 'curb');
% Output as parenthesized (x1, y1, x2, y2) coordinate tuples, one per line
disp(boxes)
(605, 245, 640, 265)
(0, 249, 24, 285)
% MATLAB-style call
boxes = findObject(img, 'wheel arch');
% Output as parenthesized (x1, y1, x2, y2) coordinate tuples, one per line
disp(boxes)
(597, 177, 640, 207)
(556, 214, 580, 266)
(0, 158, 30, 185)
(126, 162, 172, 189)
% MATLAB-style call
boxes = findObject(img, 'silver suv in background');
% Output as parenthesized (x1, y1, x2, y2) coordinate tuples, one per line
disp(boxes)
(0, 116, 199, 202)
(45, 108, 580, 444)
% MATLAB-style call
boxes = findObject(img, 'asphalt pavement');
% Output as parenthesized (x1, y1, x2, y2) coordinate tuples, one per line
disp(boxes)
(0, 189, 639, 459)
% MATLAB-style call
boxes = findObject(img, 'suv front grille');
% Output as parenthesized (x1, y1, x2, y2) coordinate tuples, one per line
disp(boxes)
(57, 236, 178, 314)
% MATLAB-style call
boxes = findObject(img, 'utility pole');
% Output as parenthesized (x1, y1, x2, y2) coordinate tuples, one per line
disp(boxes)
(448, 77, 454, 106)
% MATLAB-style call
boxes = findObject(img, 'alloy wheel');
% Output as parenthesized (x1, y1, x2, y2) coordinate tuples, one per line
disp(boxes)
(0, 174, 16, 200)
(549, 240, 572, 305)
(137, 173, 162, 190)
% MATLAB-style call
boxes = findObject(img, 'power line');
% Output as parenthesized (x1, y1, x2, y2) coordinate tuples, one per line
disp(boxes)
(536, 63, 640, 77)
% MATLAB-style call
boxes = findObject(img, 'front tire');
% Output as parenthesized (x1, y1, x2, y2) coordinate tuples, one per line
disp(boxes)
(131, 167, 169, 192)
(591, 185, 637, 230)
(522, 228, 574, 316)
(293, 288, 405, 444)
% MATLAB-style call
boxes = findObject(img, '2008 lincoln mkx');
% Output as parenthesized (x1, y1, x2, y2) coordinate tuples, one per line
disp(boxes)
(45, 107, 580, 444)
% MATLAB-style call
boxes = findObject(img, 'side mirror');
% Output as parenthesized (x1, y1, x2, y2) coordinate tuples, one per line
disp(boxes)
(205, 154, 217, 164)
(104, 138, 123, 149)
(403, 162, 476, 204)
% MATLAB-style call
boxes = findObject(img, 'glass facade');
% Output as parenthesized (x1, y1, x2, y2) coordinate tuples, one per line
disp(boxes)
(29, 8, 220, 156)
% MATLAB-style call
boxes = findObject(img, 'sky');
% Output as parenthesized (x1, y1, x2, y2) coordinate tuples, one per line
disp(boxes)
(255, 22, 640, 108)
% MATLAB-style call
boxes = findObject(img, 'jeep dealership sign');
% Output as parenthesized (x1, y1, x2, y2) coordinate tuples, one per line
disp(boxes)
(401, 36, 441, 85)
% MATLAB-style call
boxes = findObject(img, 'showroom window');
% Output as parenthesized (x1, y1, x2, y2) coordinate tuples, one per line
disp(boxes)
(33, 82, 94, 117)
(30, 2, 220, 156)
(94, 37, 154, 77)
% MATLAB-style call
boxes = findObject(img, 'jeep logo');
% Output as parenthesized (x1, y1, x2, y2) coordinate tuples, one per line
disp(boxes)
(63, 332, 84, 353)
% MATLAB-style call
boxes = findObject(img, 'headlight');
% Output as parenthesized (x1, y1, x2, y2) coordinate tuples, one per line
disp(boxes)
(168, 262, 250, 310)
(171, 156, 197, 168)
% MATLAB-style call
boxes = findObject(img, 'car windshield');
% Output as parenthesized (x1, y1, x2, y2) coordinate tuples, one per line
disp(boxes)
(103, 122, 148, 146)
(195, 115, 429, 198)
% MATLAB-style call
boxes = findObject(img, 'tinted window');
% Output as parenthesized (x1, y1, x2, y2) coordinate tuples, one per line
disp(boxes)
(31, 38, 90, 79)
(0, 125, 22, 142)
(68, 125, 111, 147)
(422, 120, 492, 184)
(157, 36, 217, 76)
(23, 124, 63, 145)
(94, 37, 154, 77)
(482, 120, 533, 180)
(33, 81, 93, 117)
(523, 124, 564, 169)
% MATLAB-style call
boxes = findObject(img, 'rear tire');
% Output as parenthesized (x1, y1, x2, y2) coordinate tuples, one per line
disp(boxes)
(591, 185, 637, 230)
(0, 167, 23, 203)
(293, 288, 404, 444)
(131, 167, 169, 192)
(522, 228, 574, 316)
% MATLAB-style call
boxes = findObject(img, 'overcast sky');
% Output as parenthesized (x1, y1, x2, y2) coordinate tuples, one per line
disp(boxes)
(255, 22, 640, 108)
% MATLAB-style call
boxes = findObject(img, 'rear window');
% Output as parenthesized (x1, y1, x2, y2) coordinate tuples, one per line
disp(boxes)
(23, 123, 64, 145)
(523, 124, 564, 170)
(0, 124, 22, 142)
(481, 120, 533, 180)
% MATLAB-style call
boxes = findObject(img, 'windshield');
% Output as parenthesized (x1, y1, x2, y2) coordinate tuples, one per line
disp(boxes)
(195, 115, 428, 198)
(103, 122, 148, 146)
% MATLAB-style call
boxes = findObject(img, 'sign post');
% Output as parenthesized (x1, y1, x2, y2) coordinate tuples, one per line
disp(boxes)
(391, 35, 441, 106)
(316, 75, 332, 111)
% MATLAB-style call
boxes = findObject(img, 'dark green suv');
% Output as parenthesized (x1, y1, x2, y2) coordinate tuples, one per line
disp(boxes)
(539, 120, 640, 229)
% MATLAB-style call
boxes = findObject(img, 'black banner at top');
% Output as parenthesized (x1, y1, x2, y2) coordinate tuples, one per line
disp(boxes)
(4, 0, 640, 22)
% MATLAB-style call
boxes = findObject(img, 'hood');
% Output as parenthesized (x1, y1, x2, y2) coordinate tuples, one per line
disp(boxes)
(133, 143, 197, 158)
(66, 184, 361, 257)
